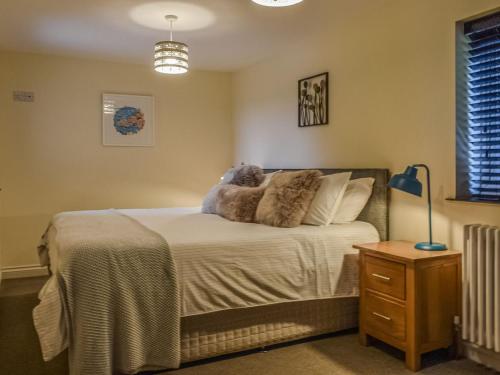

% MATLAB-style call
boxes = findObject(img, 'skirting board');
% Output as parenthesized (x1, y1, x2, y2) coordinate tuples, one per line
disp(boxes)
(463, 341, 500, 372)
(1, 265, 49, 280)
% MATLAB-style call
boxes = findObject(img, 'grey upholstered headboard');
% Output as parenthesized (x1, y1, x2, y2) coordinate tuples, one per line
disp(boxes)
(263, 169, 390, 241)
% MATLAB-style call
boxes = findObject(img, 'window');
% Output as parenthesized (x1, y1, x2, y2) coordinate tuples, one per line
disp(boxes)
(456, 11, 500, 202)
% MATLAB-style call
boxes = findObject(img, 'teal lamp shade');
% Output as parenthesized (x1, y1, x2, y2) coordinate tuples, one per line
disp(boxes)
(388, 166, 422, 197)
(388, 164, 448, 251)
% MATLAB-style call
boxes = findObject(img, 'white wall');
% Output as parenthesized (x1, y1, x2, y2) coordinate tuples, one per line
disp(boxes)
(233, 0, 500, 250)
(0, 51, 233, 269)
(2, 0, 500, 271)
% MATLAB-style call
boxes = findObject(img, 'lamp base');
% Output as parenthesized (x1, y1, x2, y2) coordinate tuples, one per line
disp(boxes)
(415, 242, 448, 251)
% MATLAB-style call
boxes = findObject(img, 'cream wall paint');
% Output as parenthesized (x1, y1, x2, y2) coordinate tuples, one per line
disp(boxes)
(233, 0, 500, 250)
(2, 0, 499, 269)
(0, 51, 232, 268)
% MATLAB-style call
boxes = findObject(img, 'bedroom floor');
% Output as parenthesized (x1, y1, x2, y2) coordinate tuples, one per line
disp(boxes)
(165, 334, 494, 375)
(0, 277, 496, 375)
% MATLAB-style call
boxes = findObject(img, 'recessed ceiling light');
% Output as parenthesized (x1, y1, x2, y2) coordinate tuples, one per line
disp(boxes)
(251, 0, 303, 7)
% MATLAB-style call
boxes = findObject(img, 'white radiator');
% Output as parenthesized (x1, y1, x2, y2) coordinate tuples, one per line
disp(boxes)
(462, 224, 500, 352)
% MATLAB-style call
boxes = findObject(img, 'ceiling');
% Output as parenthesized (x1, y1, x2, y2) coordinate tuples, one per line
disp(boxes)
(0, 0, 344, 71)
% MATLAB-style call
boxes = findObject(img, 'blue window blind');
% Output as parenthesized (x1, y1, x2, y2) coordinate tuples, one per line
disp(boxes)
(463, 12, 500, 202)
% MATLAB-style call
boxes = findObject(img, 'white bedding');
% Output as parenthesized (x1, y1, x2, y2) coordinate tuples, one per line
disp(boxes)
(41, 207, 379, 317)
(36, 207, 379, 361)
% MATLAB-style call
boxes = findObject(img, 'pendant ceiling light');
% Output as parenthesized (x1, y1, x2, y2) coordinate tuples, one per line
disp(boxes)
(154, 15, 189, 74)
(251, 0, 303, 7)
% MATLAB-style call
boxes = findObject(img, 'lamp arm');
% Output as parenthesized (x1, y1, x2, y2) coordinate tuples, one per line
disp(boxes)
(412, 164, 433, 244)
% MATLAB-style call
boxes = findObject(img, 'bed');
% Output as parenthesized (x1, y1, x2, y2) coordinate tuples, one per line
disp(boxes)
(34, 168, 389, 374)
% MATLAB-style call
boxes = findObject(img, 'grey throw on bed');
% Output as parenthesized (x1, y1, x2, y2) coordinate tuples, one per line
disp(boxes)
(37, 210, 180, 375)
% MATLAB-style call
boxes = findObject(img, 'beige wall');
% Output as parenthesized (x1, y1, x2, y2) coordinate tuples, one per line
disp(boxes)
(0, 51, 233, 268)
(2, 0, 500, 269)
(233, 0, 500, 250)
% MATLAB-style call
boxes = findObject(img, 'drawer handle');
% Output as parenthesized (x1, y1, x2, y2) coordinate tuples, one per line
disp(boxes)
(372, 312, 392, 321)
(371, 273, 391, 281)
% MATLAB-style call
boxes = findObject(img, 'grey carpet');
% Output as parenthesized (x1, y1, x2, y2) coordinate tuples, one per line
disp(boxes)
(0, 280, 495, 375)
(0, 294, 68, 375)
(162, 333, 496, 375)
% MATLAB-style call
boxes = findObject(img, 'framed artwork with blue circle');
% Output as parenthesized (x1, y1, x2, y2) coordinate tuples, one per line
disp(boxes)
(102, 93, 155, 146)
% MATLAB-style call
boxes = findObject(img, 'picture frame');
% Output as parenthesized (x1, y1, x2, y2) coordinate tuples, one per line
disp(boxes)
(298, 72, 329, 127)
(102, 93, 155, 147)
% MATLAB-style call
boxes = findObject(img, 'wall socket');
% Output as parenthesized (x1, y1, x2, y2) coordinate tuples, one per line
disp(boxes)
(13, 91, 35, 102)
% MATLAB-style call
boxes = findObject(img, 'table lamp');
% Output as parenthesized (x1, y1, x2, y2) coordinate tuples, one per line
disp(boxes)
(388, 164, 447, 251)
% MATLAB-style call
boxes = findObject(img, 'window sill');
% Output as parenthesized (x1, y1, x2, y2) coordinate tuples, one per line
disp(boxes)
(446, 198, 500, 206)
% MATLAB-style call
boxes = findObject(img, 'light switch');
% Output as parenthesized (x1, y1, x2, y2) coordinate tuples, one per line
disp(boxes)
(13, 91, 35, 102)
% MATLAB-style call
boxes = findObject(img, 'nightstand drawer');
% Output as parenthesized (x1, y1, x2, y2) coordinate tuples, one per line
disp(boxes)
(364, 256, 405, 300)
(365, 291, 406, 342)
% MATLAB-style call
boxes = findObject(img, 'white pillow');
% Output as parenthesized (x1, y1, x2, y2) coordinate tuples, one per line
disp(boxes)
(302, 172, 352, 226)
(332, 177, 375, 224)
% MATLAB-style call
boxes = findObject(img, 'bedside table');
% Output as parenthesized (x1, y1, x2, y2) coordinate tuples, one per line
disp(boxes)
(354, 241, 461, 371)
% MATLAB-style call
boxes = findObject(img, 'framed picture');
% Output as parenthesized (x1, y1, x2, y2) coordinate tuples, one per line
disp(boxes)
(298, 72, 329, 127)
(102, 93, 155, 146)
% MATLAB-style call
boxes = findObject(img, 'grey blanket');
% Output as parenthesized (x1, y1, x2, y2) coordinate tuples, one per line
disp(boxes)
(38, 210, 180, 375)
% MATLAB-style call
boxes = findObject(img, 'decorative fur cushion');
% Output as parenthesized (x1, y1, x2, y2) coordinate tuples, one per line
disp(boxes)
(216, 185, 266, 223)
(255, 170, 323, 228)
(202, 165, 265, 214)
(224, 165, 265, 187)
(260, 170, 282, 187)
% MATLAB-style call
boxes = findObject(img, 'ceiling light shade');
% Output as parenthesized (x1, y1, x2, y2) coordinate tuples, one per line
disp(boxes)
(154, 41, 188, 74)
(154, 15, 188, 74)
(251, 0, 303, 7)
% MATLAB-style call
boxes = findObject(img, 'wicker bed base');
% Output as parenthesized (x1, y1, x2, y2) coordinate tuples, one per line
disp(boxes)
(180, 297, 359, 363)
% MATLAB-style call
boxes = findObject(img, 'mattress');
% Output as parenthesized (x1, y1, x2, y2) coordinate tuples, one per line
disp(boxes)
(43, 207, 379, 317)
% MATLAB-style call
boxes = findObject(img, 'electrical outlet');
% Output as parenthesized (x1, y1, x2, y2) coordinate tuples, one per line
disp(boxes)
(13, 91, 35, 102)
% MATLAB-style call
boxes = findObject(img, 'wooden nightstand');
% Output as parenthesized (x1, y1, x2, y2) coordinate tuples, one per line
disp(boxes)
(354, 241, 461, 371)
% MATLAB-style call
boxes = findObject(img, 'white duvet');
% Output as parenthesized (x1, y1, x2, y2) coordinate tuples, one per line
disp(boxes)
(36, 207, 379, 359)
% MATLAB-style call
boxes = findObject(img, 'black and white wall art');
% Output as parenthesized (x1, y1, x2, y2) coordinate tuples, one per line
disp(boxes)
(298, 72, 329, 127)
